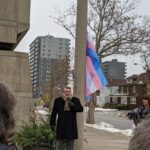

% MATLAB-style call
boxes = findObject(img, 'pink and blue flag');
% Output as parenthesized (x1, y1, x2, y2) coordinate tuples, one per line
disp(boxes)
(85, 34, 107, 100)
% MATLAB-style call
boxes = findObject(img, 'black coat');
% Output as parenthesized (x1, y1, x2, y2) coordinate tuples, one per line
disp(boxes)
(0, 143, 18, 150)
(50, 97, 83, 140)
(134, 106, 150, 126)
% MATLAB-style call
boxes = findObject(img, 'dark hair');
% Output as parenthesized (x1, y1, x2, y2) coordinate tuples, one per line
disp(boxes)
(64, 86, 71, 90)
(142, 95, 150, 105)
(0, 83, 16, 144)
(62, 86, 71, 92)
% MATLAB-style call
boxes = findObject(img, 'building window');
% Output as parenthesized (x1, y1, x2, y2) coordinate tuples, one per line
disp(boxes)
(110, 97, 113, 103)
(132, 86, 136, 93)
(120, 87, 124, 93)
(130, 97, 136, 104)
(121, 97, 127, 104)
(117, 97, 121, 104)
(127, 79, 132, 83)
(127, 87, 129, 93)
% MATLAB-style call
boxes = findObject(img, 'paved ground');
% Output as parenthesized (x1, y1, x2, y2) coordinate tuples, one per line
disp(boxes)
(94, 111, 133, 130)
(83, 126, 131, 150)
(84, 110, 133, 130)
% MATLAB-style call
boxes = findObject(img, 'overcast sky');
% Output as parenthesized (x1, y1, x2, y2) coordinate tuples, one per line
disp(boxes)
(15, 0, 150, 77)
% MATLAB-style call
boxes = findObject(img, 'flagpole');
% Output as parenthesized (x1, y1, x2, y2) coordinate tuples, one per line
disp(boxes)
(73, 0, 88, 149)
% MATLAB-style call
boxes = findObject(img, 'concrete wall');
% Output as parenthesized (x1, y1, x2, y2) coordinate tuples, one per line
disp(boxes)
(0, 50, 34, 126)
(0, 0, 30, 50)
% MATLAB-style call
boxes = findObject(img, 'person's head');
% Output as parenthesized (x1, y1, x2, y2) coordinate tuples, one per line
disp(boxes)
(0, 83, 16, 144)
(62, 86, 72, 98)
(129, 114, 150, 150)
(142, 96, 150, 107)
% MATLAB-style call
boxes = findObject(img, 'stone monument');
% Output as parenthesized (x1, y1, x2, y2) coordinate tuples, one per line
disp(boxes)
(0, 0, 34, 126)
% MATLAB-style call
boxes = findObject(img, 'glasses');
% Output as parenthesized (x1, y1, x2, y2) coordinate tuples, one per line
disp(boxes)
(63, 90, 71, 93)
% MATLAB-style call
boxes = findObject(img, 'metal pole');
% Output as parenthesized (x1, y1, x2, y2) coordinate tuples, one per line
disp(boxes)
(73, 0, 88, 149)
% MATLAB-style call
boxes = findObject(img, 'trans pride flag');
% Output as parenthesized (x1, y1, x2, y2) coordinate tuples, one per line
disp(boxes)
(85, 34, 107, 100)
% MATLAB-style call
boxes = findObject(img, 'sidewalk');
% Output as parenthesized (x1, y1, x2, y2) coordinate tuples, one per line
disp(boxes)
(83, 126, 131, 150)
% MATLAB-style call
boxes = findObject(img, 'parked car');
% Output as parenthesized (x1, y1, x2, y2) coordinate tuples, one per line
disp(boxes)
(127, 108, 139, 119)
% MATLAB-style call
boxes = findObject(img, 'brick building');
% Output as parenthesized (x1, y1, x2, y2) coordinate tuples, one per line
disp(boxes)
(110, 73, 147, 109)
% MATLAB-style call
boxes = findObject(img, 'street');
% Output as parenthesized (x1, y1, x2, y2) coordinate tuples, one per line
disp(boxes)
(85, 109, 133, 130)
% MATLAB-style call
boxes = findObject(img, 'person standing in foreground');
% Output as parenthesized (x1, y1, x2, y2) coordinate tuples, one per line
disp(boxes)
(129, 113, 150, 150)
(50, 87, 83, 150)
(0, 83, 18, 150)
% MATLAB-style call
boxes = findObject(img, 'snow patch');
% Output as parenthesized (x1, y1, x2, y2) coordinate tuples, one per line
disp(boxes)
(85, 107, 118, 112)
(36, 110, 49, 115)
(85, 122, 133, 137)
(95, 108, 118, 112)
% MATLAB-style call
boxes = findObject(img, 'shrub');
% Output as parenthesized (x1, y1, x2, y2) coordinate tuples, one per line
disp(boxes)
(117, 104, 128, 110)
(103, 103, 128, 110)
(16, 118, 55, 150)
(103, 103, 118, 109)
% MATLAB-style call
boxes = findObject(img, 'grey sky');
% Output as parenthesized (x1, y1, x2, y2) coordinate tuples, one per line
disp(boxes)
(15, 0, 150, 77)
(15, 0, 73, 52)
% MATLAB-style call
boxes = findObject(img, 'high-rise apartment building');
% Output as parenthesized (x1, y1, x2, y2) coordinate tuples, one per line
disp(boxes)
(102, 59, 126, 80)
(29, 35, 70, 98)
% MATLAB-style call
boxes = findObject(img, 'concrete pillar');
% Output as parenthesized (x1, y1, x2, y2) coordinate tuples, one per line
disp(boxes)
(0, 0, 30, 50)
(0, 50, 34, 127)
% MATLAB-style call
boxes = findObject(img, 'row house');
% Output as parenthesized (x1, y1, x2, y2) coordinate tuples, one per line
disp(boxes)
(96, 79, 126, 106)
(110, 73, 147, 109)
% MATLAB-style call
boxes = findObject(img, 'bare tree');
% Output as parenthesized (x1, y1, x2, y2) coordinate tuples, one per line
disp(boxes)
(140, 44, 150, 95)
(51, 0, 150, 58)
(42, 57, 70, 111)
(50, 0, 150, 123)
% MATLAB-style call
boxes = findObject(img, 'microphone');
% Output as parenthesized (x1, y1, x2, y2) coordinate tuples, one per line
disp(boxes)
(67, 97, 74, 107)
(67, 97, 70, 101)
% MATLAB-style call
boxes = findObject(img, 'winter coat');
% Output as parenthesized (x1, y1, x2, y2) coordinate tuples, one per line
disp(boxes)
(0, 143, 18, 150)
(134, 106, 150, 126)
(50, 97, 83, 140)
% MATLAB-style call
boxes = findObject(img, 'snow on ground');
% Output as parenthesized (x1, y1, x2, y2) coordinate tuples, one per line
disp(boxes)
(85, 107, 128, 118)
(85, 122, 133, 137)
(95, 108, 118, 112)
(85, 107, 118, 113)
(36, 110, 49, 115)
(34, 107, 50, 123)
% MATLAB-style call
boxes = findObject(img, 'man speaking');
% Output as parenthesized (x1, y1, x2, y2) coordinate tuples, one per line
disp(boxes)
(50, 86, 83, 150)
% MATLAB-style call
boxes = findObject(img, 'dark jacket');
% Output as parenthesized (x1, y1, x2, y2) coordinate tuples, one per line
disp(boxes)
(0, 143, 18, 150)
(50, 97, 83, 140)
(134, 106, 150, 126)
